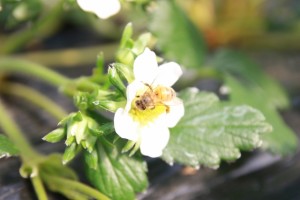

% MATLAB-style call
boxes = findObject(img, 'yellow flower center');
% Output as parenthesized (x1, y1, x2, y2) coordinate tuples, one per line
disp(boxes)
(129, 97, 167, 126)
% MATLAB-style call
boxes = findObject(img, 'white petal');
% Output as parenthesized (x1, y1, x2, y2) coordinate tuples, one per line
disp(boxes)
(125, 81, 145, 111)
(133, 48, 158, 84)
(114, 108, 139, 141)
(139, 124, 170, 157)
(77, 0, 120, 19)
(165, 97, 185, 128)
(153, 62, 182, 86)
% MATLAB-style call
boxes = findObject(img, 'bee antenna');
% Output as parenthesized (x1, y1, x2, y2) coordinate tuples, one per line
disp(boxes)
(144, 83, 153, 91)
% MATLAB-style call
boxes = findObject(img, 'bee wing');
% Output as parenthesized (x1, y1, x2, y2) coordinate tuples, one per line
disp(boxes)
(164, 97, 183, 107)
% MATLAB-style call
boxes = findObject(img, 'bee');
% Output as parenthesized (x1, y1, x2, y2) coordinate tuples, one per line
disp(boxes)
(134, 83, 177, 113)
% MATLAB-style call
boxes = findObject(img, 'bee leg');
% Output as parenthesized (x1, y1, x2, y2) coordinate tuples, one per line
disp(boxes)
(150, 105, 155, 110)
(165, 105, 170, 113)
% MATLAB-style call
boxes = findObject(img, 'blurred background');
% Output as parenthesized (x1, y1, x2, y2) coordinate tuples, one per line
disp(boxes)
(1, 0, 300, 199)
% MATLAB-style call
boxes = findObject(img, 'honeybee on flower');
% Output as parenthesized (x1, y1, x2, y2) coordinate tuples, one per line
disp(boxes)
(134, 83, 178, 112)
(114, 48, 184, 157)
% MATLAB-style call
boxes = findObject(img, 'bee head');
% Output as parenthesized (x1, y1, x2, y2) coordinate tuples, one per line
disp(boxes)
(135, 100, 146, 110)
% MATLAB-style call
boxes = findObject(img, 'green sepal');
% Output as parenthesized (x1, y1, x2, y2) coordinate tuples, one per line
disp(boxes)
(74, 92, 89, 111)
(65, 136, 75, 146)
(92, 99, 126, 113)
(120, 22, 133, 48)
(117, 23, 135, 66)
(116, 48, 135, 67)
(131, 32, 152, 56)
(81, 130, 97, 153)
(122, 140, 136, 153)
(63, 143, 80, 165)
(42, 128, 65, 143)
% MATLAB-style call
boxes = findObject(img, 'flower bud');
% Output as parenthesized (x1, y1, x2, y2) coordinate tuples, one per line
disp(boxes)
(113, 63, 134, 83)
(108, 66, 126, 97)
(116, 48, 135, 67)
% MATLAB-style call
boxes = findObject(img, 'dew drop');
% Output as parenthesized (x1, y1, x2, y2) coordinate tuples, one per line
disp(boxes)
(219, 85, 230, 95)
(93, 101, 100, 105)
(194, 165, 200, 170)
(211, 165, 219, 170)
(189, 87, 199, 93)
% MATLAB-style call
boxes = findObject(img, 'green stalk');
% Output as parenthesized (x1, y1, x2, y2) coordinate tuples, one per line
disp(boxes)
(0, 83, 67, 120)
(0, 98, 40, 161)
(43, 175, 110, 200)
(0, 58, 108, 96)
(13, 43, 118, 67)
(0, 58, 71, 87)
(31, 176, 48, 200)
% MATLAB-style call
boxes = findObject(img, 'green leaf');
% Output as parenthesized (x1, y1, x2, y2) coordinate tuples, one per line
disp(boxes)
(0, 134, 19, 158)
(224, 75, 298, 155)
(162, 88, 272, 168)
(209, 48, 289, 109)
(85, 140, 148, 200)
(149, 0, 206, 68)
(84, 149, 98, 170)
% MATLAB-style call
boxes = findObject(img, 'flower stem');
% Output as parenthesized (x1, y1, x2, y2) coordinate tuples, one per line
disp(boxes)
(13, 43, 118, 67)
(31, 176, 48, 200)
(0, 58, 109, 96)
(0, 98, 40, 161)
(0, 83, 67, 120)
(43, 175, 110, 200)
(0, 58, 71, 88)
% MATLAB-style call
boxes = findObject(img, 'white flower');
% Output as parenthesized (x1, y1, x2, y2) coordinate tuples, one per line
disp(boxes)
(77, 0, 121, 19)
(114, 48, 184, 157)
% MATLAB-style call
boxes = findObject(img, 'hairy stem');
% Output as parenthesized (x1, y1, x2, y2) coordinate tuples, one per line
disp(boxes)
(0, 98, 40, 161)
(31, 176, 48, 200)
(0, 58, 71, 87)
(13, 43, 118, 67)
(43, 175, 110, 200)
(0, 58, 108, 96)
(0, 83, 67, 121)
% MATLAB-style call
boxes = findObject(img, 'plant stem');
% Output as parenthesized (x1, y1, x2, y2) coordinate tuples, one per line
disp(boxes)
(0, 58, 109, 96)
(0, 83, 67, 121)
(0, 58, 71, 88)
(43, 175, 110, 200)
(0, 98, 40, 161)
(13, 43, 118, 67)
(31, 176, 48, 200)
